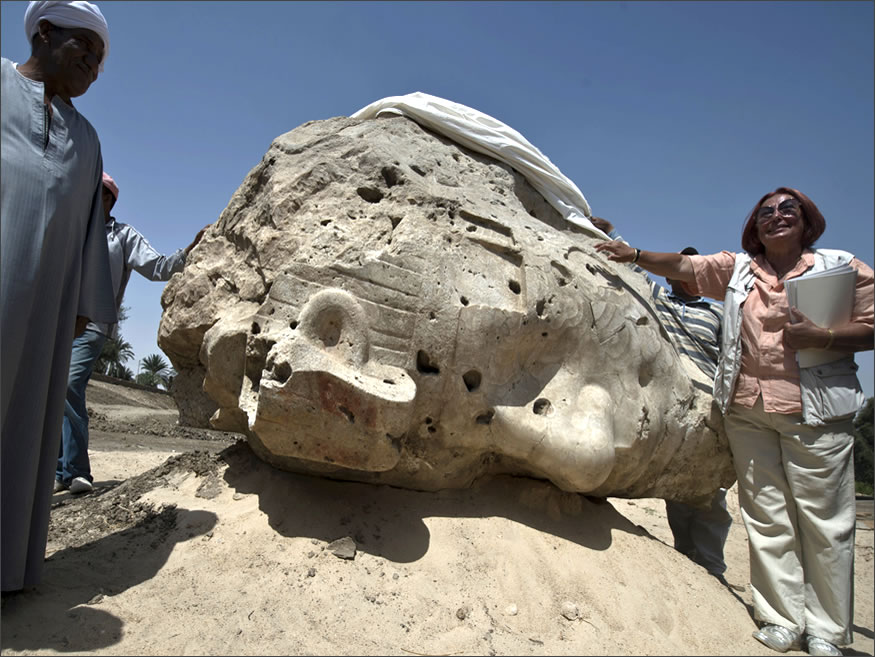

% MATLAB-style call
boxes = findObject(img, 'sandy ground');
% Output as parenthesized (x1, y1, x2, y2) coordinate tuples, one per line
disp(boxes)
(1, 378, 872, 656)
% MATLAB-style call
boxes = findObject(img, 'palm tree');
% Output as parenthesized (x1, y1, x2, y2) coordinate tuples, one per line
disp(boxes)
(95, 336, 135, 377)
(111, 364, 135, 382)
(136, 353, 170, 389)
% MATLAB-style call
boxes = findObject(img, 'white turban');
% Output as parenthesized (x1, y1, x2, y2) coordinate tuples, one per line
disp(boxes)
(24, 1, 110, 72)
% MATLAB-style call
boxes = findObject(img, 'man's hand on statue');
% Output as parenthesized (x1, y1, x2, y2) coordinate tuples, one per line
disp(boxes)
(590, 216, 614, 234)
(185, 225, 209, 255)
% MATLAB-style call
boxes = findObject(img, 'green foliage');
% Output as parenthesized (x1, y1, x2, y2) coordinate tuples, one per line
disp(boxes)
(135, 371, 162, 388)
(94, 336, 134, 377)
(137, 353, 171, 389)
(111, 364, 135, 381)
(854, 397, 873, 496)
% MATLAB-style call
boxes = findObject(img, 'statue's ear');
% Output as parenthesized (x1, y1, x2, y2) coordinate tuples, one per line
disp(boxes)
(296, 288, 370, 366)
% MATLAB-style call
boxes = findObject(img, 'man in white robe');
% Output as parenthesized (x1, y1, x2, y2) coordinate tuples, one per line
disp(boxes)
(1, 0, 116, 592)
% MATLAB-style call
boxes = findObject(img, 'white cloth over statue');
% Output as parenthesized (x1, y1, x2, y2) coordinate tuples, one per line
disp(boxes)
(352, 92, 605, 239)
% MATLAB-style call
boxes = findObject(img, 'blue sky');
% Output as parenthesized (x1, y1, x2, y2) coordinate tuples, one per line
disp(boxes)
(2, 1, 873, 395)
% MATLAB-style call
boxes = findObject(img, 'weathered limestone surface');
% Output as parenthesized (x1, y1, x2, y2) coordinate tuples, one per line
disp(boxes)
(158, 115, 735, 504)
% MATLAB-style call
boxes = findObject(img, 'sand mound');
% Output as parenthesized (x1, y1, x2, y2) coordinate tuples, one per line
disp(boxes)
(0, 379, 871, 656)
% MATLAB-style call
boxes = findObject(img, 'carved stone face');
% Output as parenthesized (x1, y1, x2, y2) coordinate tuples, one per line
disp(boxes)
(159, 115, 734, 503)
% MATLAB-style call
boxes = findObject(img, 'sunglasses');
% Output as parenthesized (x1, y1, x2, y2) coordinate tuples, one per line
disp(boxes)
(756, 199, 801, 224)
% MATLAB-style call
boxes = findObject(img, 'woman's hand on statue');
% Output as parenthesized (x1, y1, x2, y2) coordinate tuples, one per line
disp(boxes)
(594, 239, 636, 263)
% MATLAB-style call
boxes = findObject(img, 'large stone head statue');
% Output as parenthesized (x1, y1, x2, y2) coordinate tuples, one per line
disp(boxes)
(158, 113, 734, 504)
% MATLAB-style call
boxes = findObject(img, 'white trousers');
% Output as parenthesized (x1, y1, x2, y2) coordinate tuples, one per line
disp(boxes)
(725, 397, 856, 646)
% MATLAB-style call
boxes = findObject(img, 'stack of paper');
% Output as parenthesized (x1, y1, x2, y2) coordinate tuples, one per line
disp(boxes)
(785, 264, 857, 368)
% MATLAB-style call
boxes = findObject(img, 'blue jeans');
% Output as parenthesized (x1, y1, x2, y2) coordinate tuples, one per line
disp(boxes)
(56, 329, 106, 484)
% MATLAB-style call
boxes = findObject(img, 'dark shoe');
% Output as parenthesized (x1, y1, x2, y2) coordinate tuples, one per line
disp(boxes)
(753, 624, 802, 652)
(806, 635, 842, 656)
(711, 572, 746, 592)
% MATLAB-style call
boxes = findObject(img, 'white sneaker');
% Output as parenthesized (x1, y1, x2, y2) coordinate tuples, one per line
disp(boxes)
(69, 477, 93, 494)
(53, 479, 68, 493)
(753, 625, 802, 652)
(806, 636, 842, 656)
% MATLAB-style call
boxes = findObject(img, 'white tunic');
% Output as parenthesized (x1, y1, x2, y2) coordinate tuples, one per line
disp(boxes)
(1, 57, 117, 591)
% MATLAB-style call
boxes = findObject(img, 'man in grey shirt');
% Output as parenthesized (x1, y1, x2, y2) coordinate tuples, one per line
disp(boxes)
(591, 216, 732, 582)
(55, 172, 205, 494)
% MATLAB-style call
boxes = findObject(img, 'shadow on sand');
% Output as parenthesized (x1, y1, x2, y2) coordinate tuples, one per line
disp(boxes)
(0, 506, 216, 653)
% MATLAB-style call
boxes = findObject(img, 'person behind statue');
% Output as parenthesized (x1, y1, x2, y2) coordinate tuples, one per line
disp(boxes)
(54, 172, 206, 494)
(595, 187, 874, 657)
(1, 0, 117, 593)
(590, 216, 732, 582)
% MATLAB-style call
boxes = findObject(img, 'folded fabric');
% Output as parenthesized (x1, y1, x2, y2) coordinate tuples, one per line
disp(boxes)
(352, 92, 604, 239)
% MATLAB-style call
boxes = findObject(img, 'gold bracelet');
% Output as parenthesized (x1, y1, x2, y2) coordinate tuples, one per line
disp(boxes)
(824, 328, 835, 350)
(632, 248, 641, 264)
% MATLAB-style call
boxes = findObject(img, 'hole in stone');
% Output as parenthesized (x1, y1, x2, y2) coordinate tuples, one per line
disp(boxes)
(251, 322, 261, 335)
(339, 405, 355, 423)
(542, 332, 548, 337)
(410, 164, 426, 176)
(383, 379, 395, 385)
(460, 296, 469, 306)
(416, 350, 440, 375)
(636, 316, 648, 326)
(320, 219, 331, 226)
(381, 166, 402, 187)
(427, 426, 436, 434)
(429, 311, 437, 320)
(425, 417, 433, 425)
(476, 410, 494, 425)
(462, 370, 481, 392)
(357, 187, 384, 203)
(290, 320, 298, 330)
(536, 299, 546, 317)
(533, 398, 552, 415)
(273, 361, 292, 384)
(508, 280, 521, 294)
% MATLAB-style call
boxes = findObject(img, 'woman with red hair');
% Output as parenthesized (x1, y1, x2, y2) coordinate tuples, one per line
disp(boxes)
(596, 187, 873, 656)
